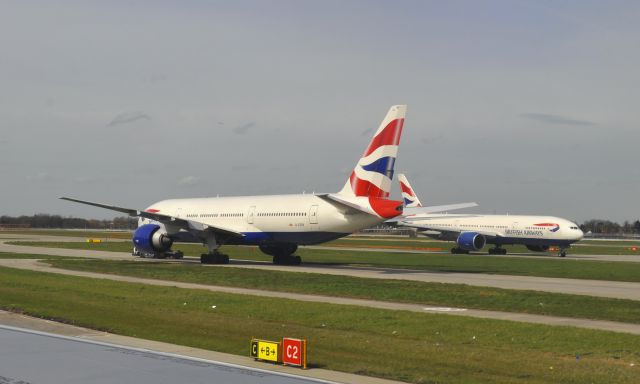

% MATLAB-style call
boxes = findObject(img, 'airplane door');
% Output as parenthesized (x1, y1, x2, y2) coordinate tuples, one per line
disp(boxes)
(247, 206, 255, 224)
(309, 205, 319, 225)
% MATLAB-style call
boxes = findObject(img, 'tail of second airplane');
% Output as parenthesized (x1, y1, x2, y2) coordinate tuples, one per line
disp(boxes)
(398, 173, 422, 208)
(339, 105, 406, 198)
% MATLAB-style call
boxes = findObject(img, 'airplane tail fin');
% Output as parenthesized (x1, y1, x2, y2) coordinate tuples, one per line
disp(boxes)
(398, 173, 422, 208)
(338, 105, 406, 198)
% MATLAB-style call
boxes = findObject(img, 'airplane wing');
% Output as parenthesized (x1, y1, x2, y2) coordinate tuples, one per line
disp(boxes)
(59, 197, 244, 239)
(404, 202, 478, 214)
(398, 220, 503, 239)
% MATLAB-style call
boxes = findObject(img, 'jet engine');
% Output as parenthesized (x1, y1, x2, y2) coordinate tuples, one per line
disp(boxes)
(526, 245, 550, 252)
(133, 224, 173, 254)
(456, 232, 486, 251)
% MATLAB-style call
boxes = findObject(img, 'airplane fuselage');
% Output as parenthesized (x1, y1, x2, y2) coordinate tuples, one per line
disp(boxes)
(404, 214, 583, 247)
(143, 194, 384, 246)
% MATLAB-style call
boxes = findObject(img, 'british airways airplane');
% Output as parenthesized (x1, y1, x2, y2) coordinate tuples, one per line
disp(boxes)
(395, 174, 584, 257)
(62, 105, 407, 265)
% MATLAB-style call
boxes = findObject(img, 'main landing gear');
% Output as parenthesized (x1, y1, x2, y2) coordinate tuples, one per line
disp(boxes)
(559, 248, 567, 258)
(200, 235, 229, 264)
(273, 255, 302, 266)
(451, 247, 469, 254)
(488, 246, 507, 255)
(259, 244, 302, 265)
(200, 251, 230, 264)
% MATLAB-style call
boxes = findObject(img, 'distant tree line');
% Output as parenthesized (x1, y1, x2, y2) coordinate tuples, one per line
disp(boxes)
(0, 214, 137, 230)
(2, 214, 640, 235)
(579, 219, 640, 234)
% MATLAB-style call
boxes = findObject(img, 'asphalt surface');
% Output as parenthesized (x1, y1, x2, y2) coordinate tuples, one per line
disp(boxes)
(0, 325, 329, 384)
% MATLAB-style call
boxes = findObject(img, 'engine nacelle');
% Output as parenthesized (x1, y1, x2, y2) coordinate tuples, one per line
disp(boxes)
(133, 224, 173, 254)
(456, 232, 486, 251)
(526, 245, 550, 252)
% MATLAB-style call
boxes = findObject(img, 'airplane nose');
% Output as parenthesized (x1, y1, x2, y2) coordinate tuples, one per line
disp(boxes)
(576, 229, 584, 241)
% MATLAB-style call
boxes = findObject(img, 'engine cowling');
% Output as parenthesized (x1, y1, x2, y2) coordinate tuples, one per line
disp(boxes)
(456, 232, 486, 251)
(133, 224, 173, 254)
(526, 245, 550, 252)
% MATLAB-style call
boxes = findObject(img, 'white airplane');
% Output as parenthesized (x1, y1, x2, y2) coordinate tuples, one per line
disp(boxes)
(62, 105, 409, 265)
(395, 174, 584, 257)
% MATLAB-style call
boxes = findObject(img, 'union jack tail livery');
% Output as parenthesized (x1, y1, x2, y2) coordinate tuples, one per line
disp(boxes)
(398, 173, 422, 208)
(339, 105, 406, 198)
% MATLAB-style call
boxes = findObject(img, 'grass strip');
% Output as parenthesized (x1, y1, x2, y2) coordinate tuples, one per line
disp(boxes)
(1, 266, 639, 384)
(43, 258, 640, 324)
(11, 241, 640, 283)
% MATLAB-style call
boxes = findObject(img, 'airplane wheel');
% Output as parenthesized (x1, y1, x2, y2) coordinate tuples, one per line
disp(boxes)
(201, 253, 229, 264)
(273, 255, 301, 265)
(501, 249, 507, 255)
(560, 251, 566, 257)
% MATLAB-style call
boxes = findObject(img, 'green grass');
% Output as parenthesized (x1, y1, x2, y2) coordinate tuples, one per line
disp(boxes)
(1, 266, 639, 384)
(0, 229, 131, 239)
(10, 240, 640, 283)
(44, 257, 640, 324)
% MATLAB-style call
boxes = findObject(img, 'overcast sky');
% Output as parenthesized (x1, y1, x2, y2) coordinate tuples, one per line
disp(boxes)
(1, 1, 638, 223)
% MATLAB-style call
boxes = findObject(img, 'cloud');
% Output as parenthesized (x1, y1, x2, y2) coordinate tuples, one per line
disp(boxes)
(520, 113, 595, 127)
(360, 127, 374, 137)
(177, 176, 201, 186)
(233, 122, 256, 135)
(142, 73, 168, 84)
(26, 172, 57, 182)
(107, 111, 151, 127)
(231, 164, 259, 171)
(421, 133, 445, 145)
